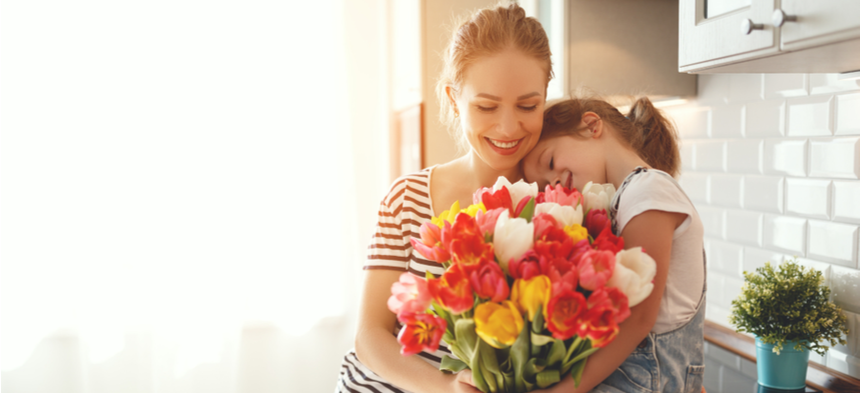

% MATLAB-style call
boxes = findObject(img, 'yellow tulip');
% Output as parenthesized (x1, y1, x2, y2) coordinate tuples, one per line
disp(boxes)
(474, 301, 524, 349)
(511, 275, 551, 321)
(564, 224, 589, 244)
(461, 202, 487, 217)
(432, 200, 461, 228)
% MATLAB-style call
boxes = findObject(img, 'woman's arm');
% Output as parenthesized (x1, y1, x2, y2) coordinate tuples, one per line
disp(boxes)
(542, 209, 684, 393)
(354, 269, 481, 393)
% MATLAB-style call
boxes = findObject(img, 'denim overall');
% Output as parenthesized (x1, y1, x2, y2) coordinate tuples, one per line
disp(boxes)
(593, 167, 707, 393)
(591, 281, 706, 393)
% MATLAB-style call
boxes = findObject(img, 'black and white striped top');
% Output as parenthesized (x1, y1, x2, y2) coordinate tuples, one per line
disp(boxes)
(336, 168, 453, 393)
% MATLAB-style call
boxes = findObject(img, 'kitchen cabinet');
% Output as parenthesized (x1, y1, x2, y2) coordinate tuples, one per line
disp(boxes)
(679, 0, 860, 73)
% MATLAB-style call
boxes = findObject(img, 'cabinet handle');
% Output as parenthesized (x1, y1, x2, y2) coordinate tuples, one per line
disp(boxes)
(772, 9, 798, 27)
(741, 18, 765, 35)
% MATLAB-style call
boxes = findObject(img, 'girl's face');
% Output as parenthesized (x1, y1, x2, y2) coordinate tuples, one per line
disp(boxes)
(522, 130, 606, 192)
(450, 49, 546, 171)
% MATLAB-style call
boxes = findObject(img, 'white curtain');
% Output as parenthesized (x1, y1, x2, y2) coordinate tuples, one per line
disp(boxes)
(1, 0, 389, 391)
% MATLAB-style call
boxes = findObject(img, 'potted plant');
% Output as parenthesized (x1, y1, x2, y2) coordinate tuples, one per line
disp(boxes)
(729, 259, 849, 390)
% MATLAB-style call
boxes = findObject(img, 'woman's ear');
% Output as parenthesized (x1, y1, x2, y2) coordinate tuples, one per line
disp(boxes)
(445, 85, 459, 116)
(581, 112, 603, 138)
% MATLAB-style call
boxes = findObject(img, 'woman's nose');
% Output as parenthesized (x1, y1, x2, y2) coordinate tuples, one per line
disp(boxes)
(497, 108, 518, 137)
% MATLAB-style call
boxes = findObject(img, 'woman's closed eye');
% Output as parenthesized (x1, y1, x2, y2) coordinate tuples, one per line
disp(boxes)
(477, 105, 497, 113)
(519, 105, 537, 112)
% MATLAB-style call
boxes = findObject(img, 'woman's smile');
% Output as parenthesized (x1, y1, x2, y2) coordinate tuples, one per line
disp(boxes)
(485, 136, 524, 155)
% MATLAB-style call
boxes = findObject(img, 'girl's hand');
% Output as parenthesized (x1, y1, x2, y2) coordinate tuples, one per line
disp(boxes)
(450, 369, 483, 393)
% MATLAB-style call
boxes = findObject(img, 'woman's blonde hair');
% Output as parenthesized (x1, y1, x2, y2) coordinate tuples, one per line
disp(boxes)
(436, 3, 553, 143)
(541, 97, 681, 177)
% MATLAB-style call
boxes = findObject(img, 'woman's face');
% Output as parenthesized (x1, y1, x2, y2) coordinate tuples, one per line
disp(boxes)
(450, 49, 546, 171)
(522, 131, 605, 192)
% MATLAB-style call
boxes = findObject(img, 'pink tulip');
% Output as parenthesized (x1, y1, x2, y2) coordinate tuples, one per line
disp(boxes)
(388, 273, 432, 316)
(532, 213, 560, 241)
(577, 249, 616, 291)
(544, 184, 582, 207)
(475, 208, 505, 237)
(410, 222, 450, 263)
(469, 261, 510, 303)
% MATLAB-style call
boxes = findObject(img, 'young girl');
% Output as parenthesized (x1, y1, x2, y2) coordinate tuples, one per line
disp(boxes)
(336, 4, 552, 393)
(522, 97, 706, 393)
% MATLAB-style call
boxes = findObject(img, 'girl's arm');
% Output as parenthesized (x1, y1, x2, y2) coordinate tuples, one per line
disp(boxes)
(354, 269, 481, 393)
(543, 209, 684, 393)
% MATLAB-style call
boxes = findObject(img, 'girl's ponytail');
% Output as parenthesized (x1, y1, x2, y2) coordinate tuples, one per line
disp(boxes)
(627, 97, 680, 177)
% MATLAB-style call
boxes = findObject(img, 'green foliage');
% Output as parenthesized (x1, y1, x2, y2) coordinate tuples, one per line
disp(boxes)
(729, 259, 849, 355)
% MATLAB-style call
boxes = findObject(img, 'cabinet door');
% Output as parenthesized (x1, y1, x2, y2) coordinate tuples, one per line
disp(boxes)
(679, 0, 777, 72)
(779, 0, 860, 51)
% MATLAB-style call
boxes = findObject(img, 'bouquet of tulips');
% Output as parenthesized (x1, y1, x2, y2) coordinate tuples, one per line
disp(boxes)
(387, 177, 657, 392)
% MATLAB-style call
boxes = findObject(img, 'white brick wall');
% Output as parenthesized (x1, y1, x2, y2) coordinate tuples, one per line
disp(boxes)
(664, 74, 860, 379)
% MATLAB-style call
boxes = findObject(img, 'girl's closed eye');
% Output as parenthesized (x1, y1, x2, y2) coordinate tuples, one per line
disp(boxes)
(549, 156, 554, 170)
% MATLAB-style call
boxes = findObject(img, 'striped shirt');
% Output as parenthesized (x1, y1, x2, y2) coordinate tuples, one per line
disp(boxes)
(336, 168, 453, 393)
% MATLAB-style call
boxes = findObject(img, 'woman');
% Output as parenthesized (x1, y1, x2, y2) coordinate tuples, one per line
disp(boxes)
(336, 4, 553, 393)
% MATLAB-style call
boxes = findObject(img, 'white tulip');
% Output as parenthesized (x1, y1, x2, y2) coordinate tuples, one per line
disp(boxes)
(492, 210, 534, 273)
(493, 176, 538, 209)
(607, 247, 656, 307)
(534, 202, 584, 228)
(581, 181, 617, 212)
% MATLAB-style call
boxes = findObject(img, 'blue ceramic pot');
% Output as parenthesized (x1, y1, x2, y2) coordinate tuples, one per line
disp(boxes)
(755, 337, 810, 390)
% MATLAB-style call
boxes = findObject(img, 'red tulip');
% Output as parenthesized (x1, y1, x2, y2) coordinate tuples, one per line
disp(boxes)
(469, 261, 510, 302)
(509, 250, 543, 280)
(428, 263, 474, 314)
(476, 186, 514, 214)
(397, 312, 447, 356)
(410, 222, 451, 263)
(592, 226, 624, 254)
(445, 213, 494, 272)
(569, 239, 592, 266)
(585, 209, 611, 240)
(587, 287, 630, 324)
(577, 303, 620, 348)
(577, 249, 616, 291)
(513, 195, 534, 218)
(546, 284, 588, 340)
(534, 225, 575, 261)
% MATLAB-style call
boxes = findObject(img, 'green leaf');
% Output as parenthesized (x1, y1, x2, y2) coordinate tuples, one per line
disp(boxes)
(569, 358, 588, 388)
(448, 342, 471, 369)
(518, 198, 536, 222)
(546, 339, 566, 368)
(536, 369, 561, 388)
(563, 340, 598, 372)
(530, 332, 554, 347)
(479, 338, 501, 374)
(440, 355, 468, 373)
(510, 323, 531, 392)
(455, 318, 479, 360)
(470, 354, 491, 393)
(531, 306, 545, 333)
(563, 336, 583, 365)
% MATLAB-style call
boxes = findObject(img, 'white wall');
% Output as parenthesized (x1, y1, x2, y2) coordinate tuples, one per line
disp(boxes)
(663, 74, 860, 384)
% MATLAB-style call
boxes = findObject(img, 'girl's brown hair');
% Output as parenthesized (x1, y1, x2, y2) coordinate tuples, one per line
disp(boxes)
(541, 97, 681, 177)
(436, 3, 552, 140)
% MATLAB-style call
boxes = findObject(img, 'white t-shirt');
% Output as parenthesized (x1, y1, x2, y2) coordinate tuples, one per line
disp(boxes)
(611, 168, 705, 334)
